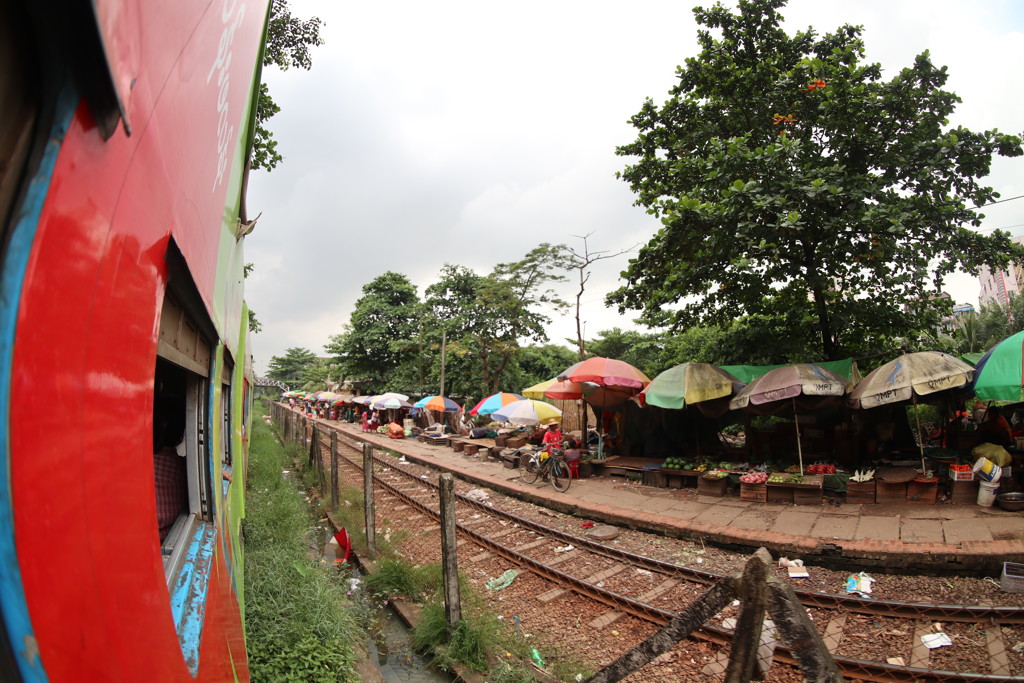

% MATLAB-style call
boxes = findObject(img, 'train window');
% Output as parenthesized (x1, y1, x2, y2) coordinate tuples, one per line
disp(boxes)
(221, 354, 233, 471)
(154, 272, 220, 673)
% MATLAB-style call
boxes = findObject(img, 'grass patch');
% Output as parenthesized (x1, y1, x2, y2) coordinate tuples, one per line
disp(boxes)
(244, 416, 361, 682)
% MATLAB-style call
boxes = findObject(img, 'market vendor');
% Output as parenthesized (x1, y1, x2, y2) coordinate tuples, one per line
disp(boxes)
(541, 423, 563, 452)
(978, 405, 1013, 448)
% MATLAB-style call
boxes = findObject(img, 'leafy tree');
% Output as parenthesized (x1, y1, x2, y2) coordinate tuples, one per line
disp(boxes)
(422, 253, 571, 396)
(586, 328, 666, 378)
(610, 0, 1023, 360)
(514, 344, 579, 390)
(266, 347, 317, 388)
(325, 272, 419, 394)
(252, 0, 324, 170)
(473, 244, 570, 393)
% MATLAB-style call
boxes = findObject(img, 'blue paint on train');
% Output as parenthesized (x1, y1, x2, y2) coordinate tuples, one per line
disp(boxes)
(0, 86, 79, 683)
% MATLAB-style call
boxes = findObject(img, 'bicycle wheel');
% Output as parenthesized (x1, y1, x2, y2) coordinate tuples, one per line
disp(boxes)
(520, 455, 540, 484)
(549, 459, 571, 492)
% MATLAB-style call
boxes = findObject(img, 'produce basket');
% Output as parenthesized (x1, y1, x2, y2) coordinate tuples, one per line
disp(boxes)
(948, 466, 975, 482)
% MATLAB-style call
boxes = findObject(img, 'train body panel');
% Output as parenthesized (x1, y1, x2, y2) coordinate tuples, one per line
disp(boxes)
(1, 0, 268, 679)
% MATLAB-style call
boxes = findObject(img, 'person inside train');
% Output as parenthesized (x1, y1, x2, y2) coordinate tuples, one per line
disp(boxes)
(152, 402, 188, 543)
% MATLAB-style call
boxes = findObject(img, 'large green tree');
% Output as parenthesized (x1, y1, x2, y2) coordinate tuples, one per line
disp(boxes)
(325, 272, 420, 393)
(266, 347, 317, 388)
(610, 0, 1022, 360)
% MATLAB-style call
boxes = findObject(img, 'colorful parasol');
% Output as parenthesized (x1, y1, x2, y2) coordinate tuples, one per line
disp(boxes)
(490, 399, 563, 426)
(469, 392, 526, 415)
(413, 395, 462, 412)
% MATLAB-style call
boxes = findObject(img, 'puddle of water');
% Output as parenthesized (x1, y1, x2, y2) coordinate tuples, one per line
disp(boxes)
(366, 606, 450, 682)
(342, 560, 452, 683)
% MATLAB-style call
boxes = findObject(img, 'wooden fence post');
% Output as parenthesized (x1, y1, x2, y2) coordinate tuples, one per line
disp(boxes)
(725, 547, 771, 682)
(363, 442, 376, 560)
(439, 474, 462, 630)
(330, 430, 339, 511)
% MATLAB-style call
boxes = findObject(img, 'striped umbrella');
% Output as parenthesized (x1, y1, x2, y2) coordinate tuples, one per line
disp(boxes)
(413, 395, 462, 413)
(469, 392, 526, 415)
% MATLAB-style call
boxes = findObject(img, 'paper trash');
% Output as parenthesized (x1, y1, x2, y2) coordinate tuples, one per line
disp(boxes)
(921, 632, 953, 649)
(845, 571, 875, 597)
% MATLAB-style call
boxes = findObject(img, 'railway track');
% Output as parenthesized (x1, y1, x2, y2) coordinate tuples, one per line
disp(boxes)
(311, 422, 1024, 681)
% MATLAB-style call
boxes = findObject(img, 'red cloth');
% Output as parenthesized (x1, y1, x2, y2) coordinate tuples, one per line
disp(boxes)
(333, 528, 351, 563)
(153, 446, 188, 542)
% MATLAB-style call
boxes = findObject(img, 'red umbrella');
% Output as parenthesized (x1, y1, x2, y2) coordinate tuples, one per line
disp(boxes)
(559, 357, 651, 390)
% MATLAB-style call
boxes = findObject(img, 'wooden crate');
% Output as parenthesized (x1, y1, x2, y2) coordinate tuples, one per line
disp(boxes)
(875, 481, 907, 503)
(907, 479, 938, 504)
(494, 436, 507, 447)
(451, 440, 465, 452)
(947, 479, 979, 504)
(644, 469, 666, 487)
(505, 436, 526, 448)
(846, 480, 875, 504)
(766, 485, 794, 504)
(794, 486, 823, 505)
(464, 443, 479, 455)
(740, 482, 767, 503)
(698, 476, 728, 497)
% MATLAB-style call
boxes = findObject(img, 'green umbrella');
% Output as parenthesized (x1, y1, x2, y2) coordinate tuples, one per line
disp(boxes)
(640, 363, 744, 410)
(972, 330, 1024, 402)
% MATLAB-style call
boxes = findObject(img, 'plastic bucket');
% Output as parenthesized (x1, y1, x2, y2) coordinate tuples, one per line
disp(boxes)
(978, 480, 999, 507)
(973, 458, 1003, 483)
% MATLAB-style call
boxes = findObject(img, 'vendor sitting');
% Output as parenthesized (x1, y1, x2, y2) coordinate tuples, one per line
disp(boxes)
(978, 405, 1013, 448)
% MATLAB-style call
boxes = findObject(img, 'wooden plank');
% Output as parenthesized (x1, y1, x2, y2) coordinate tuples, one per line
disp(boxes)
(909, 626, 930, 669)
(822, 613, 846, 654)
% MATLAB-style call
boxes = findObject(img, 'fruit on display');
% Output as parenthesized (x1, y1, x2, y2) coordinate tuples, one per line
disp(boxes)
(739, 472, 768, 484)
(806, 463, 836, 475)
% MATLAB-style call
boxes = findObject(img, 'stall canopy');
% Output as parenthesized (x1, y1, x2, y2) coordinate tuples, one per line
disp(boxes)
(721, 358, 860, 385)
(848, 351, 974, 472)
(971, 330, 1024, 402)
(640, 362, 744, 412)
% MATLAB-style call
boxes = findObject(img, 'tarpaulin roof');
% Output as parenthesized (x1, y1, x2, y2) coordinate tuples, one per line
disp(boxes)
(720, 358, 860, 385)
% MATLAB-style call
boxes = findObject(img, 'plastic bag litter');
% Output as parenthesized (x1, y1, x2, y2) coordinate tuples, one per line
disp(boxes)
(845, 571, 875, 597)
(465, 488, 490, 502)
(553, 545, 575, 553)
(486, 569, 518, 590)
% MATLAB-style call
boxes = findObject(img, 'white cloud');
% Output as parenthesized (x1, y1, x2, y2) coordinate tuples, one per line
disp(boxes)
(245, 0, 1024, 374)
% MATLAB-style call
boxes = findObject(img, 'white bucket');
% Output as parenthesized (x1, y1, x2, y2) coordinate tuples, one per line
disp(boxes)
(978, 480, 999, 508)
(973, 457, 1003, 483)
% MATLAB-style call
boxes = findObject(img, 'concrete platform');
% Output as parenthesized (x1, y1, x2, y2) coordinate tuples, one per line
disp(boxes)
(315, 416, 1024, 574)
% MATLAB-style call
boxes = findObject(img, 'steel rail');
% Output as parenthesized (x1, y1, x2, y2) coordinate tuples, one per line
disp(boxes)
(335, 431, 1024, 626)
(324, 424, 1024, 681)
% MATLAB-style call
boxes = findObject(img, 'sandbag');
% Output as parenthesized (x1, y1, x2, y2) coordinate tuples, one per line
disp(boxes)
(972, 442, 1012, 467)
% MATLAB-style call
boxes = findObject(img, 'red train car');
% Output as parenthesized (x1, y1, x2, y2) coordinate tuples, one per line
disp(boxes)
(0, 0, 269, 679)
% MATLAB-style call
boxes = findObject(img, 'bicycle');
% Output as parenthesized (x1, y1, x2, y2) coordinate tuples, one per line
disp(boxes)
(518, 447, 571, 492)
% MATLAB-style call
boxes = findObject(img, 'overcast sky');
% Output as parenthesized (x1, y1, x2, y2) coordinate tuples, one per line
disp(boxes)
(245, 0, 1024, 376)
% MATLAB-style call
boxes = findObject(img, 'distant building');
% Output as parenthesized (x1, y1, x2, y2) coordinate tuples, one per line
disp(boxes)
(979, 235, 1024, 308)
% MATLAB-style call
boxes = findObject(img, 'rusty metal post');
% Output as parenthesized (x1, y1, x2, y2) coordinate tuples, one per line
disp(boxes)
(330, 430, 339, 511)
(439, 474, 462, 630)
(363, 442, 376, 560)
